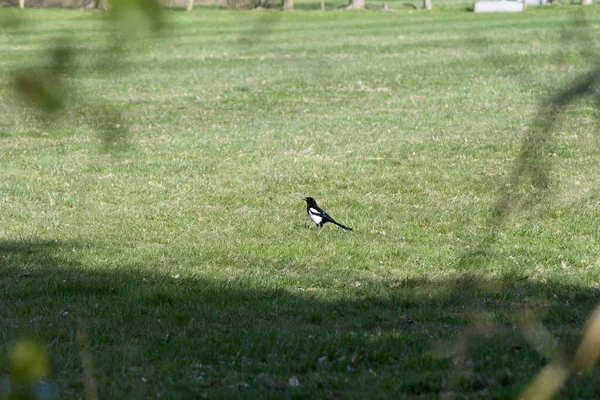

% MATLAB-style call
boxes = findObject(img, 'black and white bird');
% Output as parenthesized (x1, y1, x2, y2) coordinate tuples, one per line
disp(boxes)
(303, 197, 353, 231)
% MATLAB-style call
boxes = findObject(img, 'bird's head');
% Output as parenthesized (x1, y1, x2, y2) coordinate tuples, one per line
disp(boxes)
(303, 196, 316, 205)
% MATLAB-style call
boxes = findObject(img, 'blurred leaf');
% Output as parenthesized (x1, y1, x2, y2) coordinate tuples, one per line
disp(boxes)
(12, 75, 63, 113)
(91, 105, 129, 151)
(50, 45, 74, 76)
(9, 340, 49, 384)
(109, 0, 164, 32)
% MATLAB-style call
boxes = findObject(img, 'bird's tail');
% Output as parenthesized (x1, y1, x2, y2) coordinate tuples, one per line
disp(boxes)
(332, 220, 353, 231)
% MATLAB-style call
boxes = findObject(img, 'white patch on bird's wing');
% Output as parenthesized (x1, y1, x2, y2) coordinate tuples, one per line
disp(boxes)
(308, 208, 323, 224)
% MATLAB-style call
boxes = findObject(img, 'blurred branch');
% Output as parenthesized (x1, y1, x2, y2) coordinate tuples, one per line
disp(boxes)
(516, 305, 600, 400)
(77, 326, 97, 400)
(450, 14, 600, 400)
(517, 363, 570, 400)
(572, 305, 600, 373)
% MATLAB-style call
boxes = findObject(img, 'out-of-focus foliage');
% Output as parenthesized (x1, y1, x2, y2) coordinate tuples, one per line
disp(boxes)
(573, 305, 600, 373)
(448, 13, 600, 400)
(0, 340, 56, 400)
(110, 0, 164, 31)
(2, 4, 600, 399)
(517, 305, 600, 400)
(10, 340, 48, 384)
(2, 0, 164, 150)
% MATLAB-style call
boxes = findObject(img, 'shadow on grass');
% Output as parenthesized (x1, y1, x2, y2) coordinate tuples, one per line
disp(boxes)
(1, 239, 598, 398)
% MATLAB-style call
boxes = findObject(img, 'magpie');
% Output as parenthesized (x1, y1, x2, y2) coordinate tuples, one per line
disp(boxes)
(303, 197, 353, 231)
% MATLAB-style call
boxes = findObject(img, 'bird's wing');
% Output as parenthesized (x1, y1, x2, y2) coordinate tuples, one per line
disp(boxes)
(308, 207, 324, 216)
(309, 207, 334, 221)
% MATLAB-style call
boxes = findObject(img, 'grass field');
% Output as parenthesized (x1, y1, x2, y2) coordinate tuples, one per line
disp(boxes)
(2, 4, 600, 399)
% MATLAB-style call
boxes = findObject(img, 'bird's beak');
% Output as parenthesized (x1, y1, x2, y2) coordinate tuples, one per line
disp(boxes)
(302, 197, 308, 201)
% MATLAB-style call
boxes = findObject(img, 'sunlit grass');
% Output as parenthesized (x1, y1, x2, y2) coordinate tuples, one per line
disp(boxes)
(1, 5, 600, 398)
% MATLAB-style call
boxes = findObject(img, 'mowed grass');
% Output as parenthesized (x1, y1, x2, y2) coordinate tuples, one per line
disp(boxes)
(1, 5, 600, 398)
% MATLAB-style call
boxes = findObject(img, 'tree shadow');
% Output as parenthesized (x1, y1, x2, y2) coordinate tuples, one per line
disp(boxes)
(1, 239, 598, 398)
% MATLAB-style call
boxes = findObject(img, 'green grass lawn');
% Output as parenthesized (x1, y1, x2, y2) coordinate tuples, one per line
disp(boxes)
(1, 4, 600, 398)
